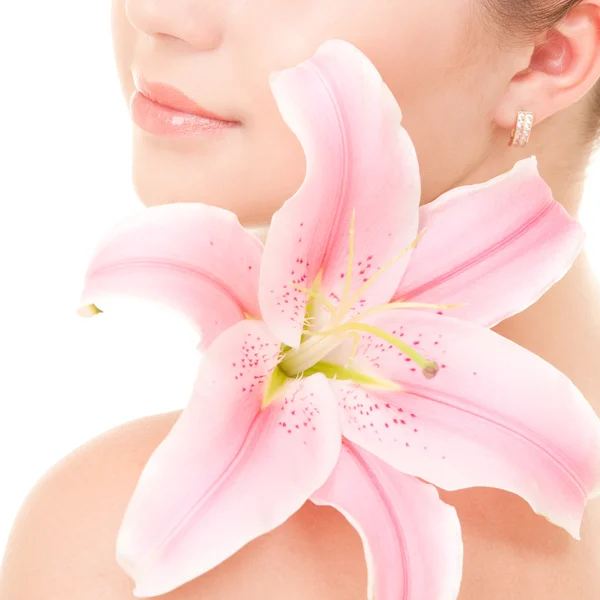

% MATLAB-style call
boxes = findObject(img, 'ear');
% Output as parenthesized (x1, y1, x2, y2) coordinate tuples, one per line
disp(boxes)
(495, 0, 600, 130)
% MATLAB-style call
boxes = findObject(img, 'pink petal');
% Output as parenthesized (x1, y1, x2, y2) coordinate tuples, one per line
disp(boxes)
(78, 203, 263, 349)
(312, 441, 463, 600)
(392, 157, 585, 327)
(335, 309, 600, 539)
(117, 319, 342, 597)
(118, 321, 341, 597)
(260, 39, 421, 348)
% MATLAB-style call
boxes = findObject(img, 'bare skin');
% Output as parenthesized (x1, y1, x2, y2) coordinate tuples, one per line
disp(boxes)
(3, 0, 600, 598)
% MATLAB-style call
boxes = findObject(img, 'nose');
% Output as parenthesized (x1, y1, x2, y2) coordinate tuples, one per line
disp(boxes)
(125, 0, 225, 51)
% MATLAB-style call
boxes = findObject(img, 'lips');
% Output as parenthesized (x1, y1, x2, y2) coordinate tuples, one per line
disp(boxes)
(132, 72, 239, 123)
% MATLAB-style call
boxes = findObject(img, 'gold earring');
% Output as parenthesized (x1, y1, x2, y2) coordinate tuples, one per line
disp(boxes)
(509, 111, 534, 147)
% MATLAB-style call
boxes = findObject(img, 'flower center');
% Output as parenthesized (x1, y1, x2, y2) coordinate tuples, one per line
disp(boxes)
(276, 210, 451, 385)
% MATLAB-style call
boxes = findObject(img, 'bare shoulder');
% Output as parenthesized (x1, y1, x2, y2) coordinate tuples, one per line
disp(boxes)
(1, 410, 599, 600)
(0, 411, 365, 600)
(0, 411, 183, 599)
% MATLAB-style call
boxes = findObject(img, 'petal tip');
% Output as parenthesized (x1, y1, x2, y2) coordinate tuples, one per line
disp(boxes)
(131, 581, 166, 599)
(77, 303, 102, 318)
(568, 521, 583, 541)
(268, 70, 284, 89)
(314, 38, 364, 59)
(117, 548, 158, 598)
(132, 584, 157, 599)
(116, 527, 143, 581)
(514, 154, 540, 176)
(541, 510, 583, 540)
(589, 480, 600, 500)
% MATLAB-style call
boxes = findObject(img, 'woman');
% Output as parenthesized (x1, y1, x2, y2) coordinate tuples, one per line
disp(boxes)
(2, 0, 600, 598)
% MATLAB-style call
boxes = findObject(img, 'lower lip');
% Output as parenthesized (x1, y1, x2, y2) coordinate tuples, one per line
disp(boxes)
(129, 90, 240, 137)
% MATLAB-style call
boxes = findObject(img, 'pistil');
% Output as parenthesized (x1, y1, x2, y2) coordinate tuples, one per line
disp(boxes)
(307, 322, 439, 378)
(278, 332, 349, 376)
(278, 209, 444, 380)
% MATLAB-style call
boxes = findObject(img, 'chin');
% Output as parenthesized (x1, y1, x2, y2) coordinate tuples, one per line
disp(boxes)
(130, 161, 275, 229)
(129, 129, 300, 227)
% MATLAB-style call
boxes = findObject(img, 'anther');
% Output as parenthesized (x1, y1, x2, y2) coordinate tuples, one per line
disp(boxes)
(422, 362, 439, 379)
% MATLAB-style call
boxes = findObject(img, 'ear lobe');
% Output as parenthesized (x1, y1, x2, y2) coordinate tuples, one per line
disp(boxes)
(494, 1, 600, 129)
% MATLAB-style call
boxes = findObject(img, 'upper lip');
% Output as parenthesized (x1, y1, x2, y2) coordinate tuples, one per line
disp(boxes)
(133, 72, 239, 123)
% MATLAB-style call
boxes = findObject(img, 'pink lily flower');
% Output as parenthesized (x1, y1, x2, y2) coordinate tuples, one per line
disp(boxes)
(78, 39, 600, 599)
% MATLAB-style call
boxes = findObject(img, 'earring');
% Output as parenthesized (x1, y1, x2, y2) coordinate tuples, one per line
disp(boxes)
(509, 111, 534, 147)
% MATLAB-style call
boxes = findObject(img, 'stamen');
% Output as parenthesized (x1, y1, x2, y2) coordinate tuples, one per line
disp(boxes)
(334, 228, 427, 325)
(339, 208, 357, 321)
(275, 344, 290, 365)
(348, 301, 464, 324)
(303, 361, 402, 390)
(313, 321, 438, 376)
(291, 283, 336, 315)
(344, 331, 362, 368)
(303, 315, 316, 328)
(423, 363, 439, 379)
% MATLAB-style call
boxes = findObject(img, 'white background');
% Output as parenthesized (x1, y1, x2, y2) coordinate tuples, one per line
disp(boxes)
(1, 0, 600, 558)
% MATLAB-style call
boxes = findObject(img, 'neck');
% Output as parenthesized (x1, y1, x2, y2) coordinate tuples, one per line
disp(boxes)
(492, 102, 600, 414)
(445, 101, 600, 413)
(245, 122, 600, 412)
(528, 97, 592, 218)
(493, 224, 600, 420)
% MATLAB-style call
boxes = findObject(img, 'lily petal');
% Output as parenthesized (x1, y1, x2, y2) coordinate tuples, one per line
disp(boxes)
(312, 441, 463, 600)
(335, 309, 600, 539)
(116, 319, 342, 597)
(260, 39, 421, 348)
(78, 203, 263, 349)
(392, 157, 585, 327)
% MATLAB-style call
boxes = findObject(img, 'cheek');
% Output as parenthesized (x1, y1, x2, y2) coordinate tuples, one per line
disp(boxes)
(113, 0, 492, 221)
(232, 4, 478, 165)
(248, 0, 489, 206)
(348, 2, 490, 202)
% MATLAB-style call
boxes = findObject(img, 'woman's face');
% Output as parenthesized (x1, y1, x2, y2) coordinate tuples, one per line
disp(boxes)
(112, 0, 508, 226)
